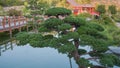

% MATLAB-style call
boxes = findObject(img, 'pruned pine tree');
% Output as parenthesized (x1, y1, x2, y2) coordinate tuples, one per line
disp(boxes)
(16, 7, 120, 68)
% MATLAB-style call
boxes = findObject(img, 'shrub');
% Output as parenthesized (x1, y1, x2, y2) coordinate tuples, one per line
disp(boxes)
(8, 9, 22, 16)
(111, 14, 120, 22)
(77, 13, 92, 18)
(16, 32, 29, 45)
(31, 10, 42, 15)
(29, 33, 43, 47)
(101, 15, 113, 24)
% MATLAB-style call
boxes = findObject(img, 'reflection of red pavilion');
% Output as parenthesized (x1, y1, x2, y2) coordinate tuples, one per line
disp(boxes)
(67, 0, 99, 16)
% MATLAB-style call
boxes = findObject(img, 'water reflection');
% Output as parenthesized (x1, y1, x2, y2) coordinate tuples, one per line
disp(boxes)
(0, 46, 1, 56)
(69, 57, 72, 68)
(0, 43, 78, 68)
(0, 41, 14, 56)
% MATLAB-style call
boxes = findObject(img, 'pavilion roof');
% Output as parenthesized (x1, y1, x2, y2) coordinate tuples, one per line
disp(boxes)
(67, 0, 94, 7)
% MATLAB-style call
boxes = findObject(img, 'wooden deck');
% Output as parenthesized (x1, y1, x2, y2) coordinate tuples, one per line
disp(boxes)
(0, 16, 27, 32)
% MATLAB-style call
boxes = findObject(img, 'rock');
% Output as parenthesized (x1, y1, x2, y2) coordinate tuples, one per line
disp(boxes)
(109, 46, 120, 55)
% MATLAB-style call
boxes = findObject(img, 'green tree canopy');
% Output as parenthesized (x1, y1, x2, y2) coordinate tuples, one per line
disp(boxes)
(108, 5, 117, 14)
(96, 5, 106, 14)
(26, 0, 49, 15)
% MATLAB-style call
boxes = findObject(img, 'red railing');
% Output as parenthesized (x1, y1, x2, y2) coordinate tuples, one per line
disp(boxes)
(0, 16, 27, 32)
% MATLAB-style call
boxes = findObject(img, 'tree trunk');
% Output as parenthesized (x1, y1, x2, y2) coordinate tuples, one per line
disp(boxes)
(72, 39, 85, 68)
(74, 39, 79, 49)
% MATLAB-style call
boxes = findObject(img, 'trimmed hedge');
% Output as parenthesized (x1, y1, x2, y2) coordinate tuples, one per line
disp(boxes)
(45, 7, 72, 17)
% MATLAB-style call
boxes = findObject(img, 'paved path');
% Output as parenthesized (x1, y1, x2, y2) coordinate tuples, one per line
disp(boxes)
(116, 22, 120, 27)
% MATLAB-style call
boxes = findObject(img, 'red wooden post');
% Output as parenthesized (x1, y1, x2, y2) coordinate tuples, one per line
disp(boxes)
(8, 17, 11, 28)
(91, 8, 93, 13)
(26, 17, 27, 23)
(90, 8, 92, 13)
(13, 16, 16, 27)
(18, 16, 21, 32)
(23, 16, 25, 24)
(9, 30, 12, 38)
(8, 17, 12, 38)
(87, 8, 89, 13)
(79, 7, 82, 13)
(4, 16, 6, 25)
(18, 16, 20, 26)
(2, 18, 5, 29)
(81, 7, 83, 13)
(22, 17, 25, 24)
(25, 17, 28, 32)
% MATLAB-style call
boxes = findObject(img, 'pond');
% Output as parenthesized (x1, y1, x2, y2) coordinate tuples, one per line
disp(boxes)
(0, 42, 78, 68)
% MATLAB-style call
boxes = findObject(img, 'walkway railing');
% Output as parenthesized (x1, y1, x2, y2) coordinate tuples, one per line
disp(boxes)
(0, 16, 28, 38)
(0, 16, 27, 32)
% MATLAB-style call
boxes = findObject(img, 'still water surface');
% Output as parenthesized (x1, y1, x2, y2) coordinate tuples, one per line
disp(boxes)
(0, 43, 78, 68)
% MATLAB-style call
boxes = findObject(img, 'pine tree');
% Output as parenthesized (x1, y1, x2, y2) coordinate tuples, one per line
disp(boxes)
(16, 7, 120, 68)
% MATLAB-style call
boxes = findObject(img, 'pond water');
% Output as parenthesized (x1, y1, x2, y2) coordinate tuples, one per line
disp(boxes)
(0, 43, 78, 68)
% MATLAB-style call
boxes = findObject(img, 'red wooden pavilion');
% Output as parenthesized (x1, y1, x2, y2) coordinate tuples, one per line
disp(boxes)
(67, 0, 99, 16)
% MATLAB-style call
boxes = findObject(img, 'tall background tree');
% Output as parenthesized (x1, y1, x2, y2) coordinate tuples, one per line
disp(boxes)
(26, 0, 55, 15)
(108, 5, 117, 14)
(96, 5, 106, 14)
